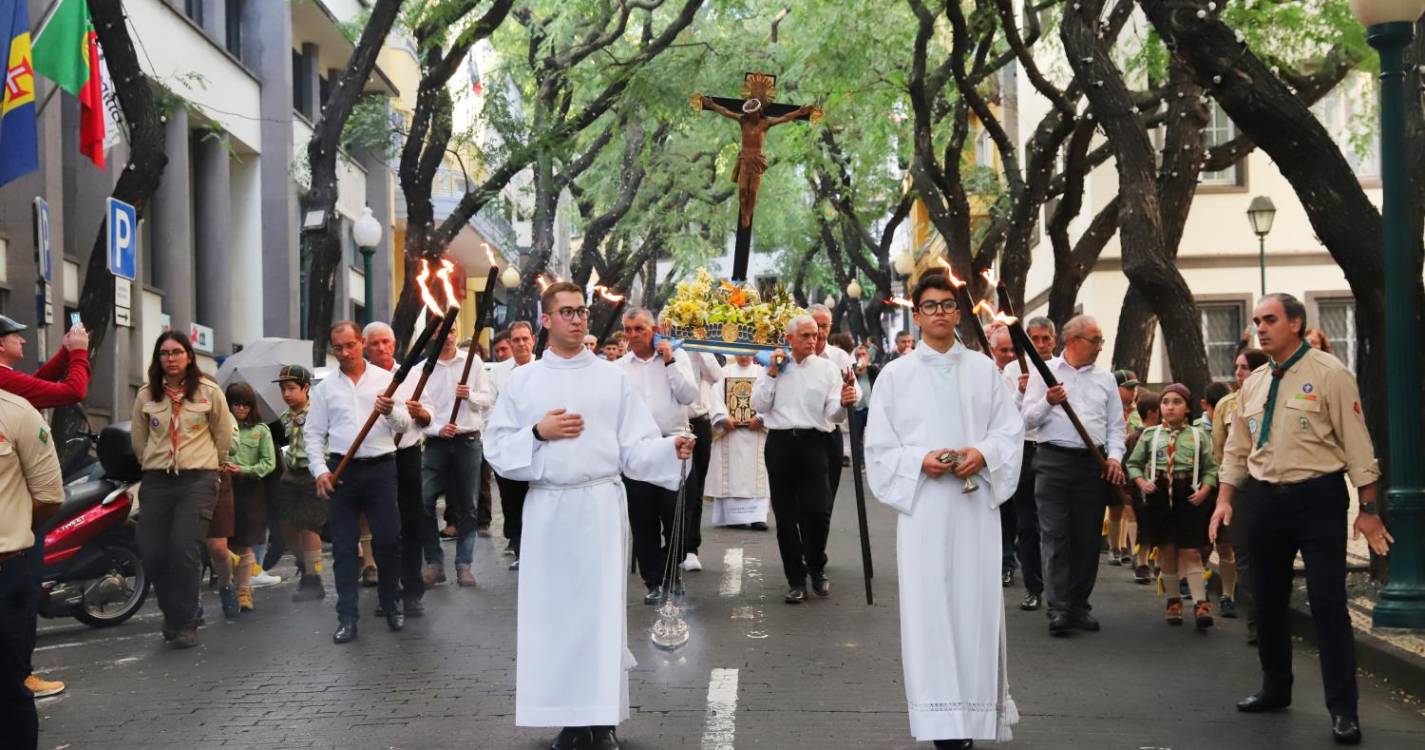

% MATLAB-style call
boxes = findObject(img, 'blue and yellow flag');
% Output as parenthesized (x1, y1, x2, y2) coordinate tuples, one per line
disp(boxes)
(0, 0, 38, 187)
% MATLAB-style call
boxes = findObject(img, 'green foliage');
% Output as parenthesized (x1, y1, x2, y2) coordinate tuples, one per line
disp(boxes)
(342, 94, 401, 157)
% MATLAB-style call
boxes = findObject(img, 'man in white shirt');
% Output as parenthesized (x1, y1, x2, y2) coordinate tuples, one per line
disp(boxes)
(489, 321, 537, 568)
(306, 321, 413, 643)
(678, 344, 722, 572)
(365, 321, 427, 611)
(752, 315, 858, 604)
(809, 304, 861, 504)
(618, 308, 698, 604)
(988, 325, 1020, 590)
(410, 324, 495, 588)
(1001, 317, 1057, 611)
(1020, 315, 1127, 636)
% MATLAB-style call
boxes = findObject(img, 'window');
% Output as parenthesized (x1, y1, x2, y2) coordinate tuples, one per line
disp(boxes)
(1317, 298, 1358, 371)
(291, 50, 309, 118)
(225, 0, 244, 58)
(1200, 105, 1244, 186)
(974, 129, 995, 169)
(184, 0, 204, 26)
(352, 302, 366, 325)
(1199, 302, 1245, 381)
(0, 288, 9, 316)
(1312, 88, 1379, 180)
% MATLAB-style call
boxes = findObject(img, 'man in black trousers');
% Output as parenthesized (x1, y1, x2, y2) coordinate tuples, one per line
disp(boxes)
(1001, 317, 1058, 611)
(1212, 293, 1389, 746)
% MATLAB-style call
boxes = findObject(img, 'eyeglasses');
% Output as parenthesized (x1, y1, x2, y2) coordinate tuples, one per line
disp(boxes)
(1075, 336, 1106, 346)
(555, 306, 591, 321)
(915, 300, 958, 316)
(158, 349, 187, 359)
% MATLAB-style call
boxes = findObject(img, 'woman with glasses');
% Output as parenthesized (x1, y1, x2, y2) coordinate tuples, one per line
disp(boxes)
(131, 332, 234, 649)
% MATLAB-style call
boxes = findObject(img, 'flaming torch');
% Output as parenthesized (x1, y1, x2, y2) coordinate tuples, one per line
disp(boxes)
(1005, 318, 1132, 505)
(407, 259, 463, 404)
(331, 259, 457, 483)
(993, 275, 1028, 374)
(448, 254, 503, 427)
(886, 296, 914, 309)
(533, 272, 559, 357)
(934, 257, 991, 354)
(594, 285, 628, 343)
(994, 311, 1028, 375)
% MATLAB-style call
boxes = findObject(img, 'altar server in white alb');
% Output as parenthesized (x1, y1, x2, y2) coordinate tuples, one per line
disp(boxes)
(707, 354, 770, 529)
(483, 281, 693, 750)
(865, 271, 1025, 750)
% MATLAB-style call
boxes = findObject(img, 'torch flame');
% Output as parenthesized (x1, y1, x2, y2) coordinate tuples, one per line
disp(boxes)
(482, 243, 499, 269)
(993, 311, 1019, 326)
(436, 258, 460, 311)
(972, 300, 994, 316)
(536, 274, 553, 293)
(981, 269, 997, 286)
(886, 296, 914, 309)
(933, 256, 966, 288)
(594, 285, 625, 303)
(415, 259, 444, 317)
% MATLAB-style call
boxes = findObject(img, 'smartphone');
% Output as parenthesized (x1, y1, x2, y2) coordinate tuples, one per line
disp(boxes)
(69, 312, 81, 329)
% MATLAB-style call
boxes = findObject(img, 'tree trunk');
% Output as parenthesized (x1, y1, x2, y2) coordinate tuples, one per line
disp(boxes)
(301, 0, 404, 360)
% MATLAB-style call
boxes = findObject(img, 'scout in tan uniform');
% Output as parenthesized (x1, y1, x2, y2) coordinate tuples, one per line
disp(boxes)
(132, 332, 233, 649)
(0, 390, 63, 749)
(1212, 348, 1270, 641)
(1212, 294, 1390, 746)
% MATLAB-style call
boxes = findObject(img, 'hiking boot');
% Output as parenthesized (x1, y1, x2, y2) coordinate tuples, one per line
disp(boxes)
(1194, 600, 1215, 630)
(1220, 596, 1238, 619)
(456, 565, 477, 587)
(237, 585, 254, 612)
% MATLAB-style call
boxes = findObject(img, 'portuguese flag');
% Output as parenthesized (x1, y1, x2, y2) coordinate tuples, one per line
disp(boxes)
(33, 0, 105, 168)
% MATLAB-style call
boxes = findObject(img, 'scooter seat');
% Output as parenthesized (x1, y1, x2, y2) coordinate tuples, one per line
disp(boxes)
(43, 479, 121, 534)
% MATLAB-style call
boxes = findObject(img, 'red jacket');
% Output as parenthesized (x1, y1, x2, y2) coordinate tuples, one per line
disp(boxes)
(0, 347, 91, 409)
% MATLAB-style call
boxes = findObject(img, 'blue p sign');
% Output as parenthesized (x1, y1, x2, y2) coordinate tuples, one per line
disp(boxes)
(107, 197, 137, 281)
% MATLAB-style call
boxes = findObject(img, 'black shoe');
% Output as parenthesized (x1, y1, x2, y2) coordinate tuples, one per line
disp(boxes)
(811, 573, 831, 597)
(1072, 612, 1101, 632)
(1237, 690, 1291, 713)
(551, 727, 592, 750)
(403, 596, 425, 618)
(1048, 612, 1072, 636)
(386, 611, 405, 632)
(333, 620, 358, 644)
(749, 522, 769, 531)
(374, 603, 387, 617)
(509, 558, 520, 571)
(1002, 571, 1014, 587)
(644, 586, 662, 605)
(1020, 592, 1042, 611)
(785, 586, 808, 604)
(933, 740, 973, 749)
(591, 725, 620, 750)
(191, 602, 206, 628)
(291, 574, 326, 602)
(1134, 564, 1153, 584)
(1331, 714, 1362, 745)
(1220, 596, 1238, 618)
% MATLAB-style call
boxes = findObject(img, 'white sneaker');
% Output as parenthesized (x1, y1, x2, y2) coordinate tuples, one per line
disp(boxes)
(250, 571, 283, 588)
(680, 553, 702, 572)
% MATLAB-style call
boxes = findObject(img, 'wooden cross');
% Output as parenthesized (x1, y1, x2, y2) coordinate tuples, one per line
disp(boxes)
(693, 72, 821, 282)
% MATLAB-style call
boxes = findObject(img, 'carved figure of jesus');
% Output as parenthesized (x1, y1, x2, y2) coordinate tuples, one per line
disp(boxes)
(697, 94, 814, 227)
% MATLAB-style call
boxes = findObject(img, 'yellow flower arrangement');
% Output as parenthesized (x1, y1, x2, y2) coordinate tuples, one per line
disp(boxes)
(664, 268, 803, 350)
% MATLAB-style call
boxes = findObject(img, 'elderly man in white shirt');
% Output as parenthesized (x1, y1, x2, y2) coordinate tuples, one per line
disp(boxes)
(809, 304, 861, 503)
(1000, 316, 1058, 612)
(306, 321, 413, 644)
(618, 308, 699, 604)
(1020, 315, 1126, 637)
(752, 315, 859, 604)
(409, 323, 495, 588)
(488, 320, 537, 568)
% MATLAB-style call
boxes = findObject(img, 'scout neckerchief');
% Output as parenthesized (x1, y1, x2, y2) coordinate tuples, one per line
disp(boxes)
(1147, 423, 1203, 506)
(162, 382, 186, 471)
(1257, 340, 1311, 449)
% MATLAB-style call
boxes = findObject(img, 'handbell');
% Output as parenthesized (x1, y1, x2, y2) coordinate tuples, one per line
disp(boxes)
(937, 450, 979, 493)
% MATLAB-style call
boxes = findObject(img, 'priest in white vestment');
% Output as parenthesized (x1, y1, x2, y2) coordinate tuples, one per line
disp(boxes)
(484, 282, 693, 750)
(707, 355, 770, 527)
(865, 272, 1024, 748)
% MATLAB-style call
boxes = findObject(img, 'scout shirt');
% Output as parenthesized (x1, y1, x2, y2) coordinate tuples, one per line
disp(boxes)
(0, 390, 63, 554)
(1219, 347, 1380, 488)
(130, 379, 234, 472)
(1211, 390, 1241, 465)
(229, 423, 276, 478)
(279, 404, 312, 472)
(1126, 422, 1218, 488)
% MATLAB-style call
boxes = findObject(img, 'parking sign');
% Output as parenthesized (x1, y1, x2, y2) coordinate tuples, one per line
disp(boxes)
(107, 197, 137, 280)
(33, 197, 52, 283)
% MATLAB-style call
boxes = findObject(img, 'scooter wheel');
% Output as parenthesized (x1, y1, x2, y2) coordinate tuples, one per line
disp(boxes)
(74, 541, 150, 628)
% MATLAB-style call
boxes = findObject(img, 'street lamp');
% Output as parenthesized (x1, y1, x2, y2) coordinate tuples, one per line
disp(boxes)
(500, 265, 521, 290)
(893, 250, 914, 332)
(1245, 195, 1276, 296)
(1350, 0, 1425, 629)
(352, 206, 382, 325)
(845, 278, 863, 300)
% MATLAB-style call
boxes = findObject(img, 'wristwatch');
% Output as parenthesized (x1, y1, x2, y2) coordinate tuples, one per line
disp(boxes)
(1359, 500, 1378, 515)
(532, 424, 546, 442)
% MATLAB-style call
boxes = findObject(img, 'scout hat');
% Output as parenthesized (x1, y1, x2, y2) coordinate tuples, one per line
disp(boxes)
(272, 364, 312, 386)
(1114, 369, 1140, 388)
(0, 315, 28, 336)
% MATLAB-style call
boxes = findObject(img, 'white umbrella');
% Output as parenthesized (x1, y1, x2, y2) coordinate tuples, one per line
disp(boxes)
(216, 338, 313, 422)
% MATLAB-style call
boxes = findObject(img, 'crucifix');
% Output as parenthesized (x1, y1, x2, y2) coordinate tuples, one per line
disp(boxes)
(693, 72, 821, 282)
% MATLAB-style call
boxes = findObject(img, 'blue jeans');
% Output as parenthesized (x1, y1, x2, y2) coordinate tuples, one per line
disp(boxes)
(421, 435, 481, 570)
(327, 455, 400, 621)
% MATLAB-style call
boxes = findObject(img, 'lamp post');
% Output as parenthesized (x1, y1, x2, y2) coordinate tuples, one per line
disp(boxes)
(893, 250, 914, 333)
(352, 206, 382, 325)
(1245, 195, 1276, 296)
(1350, 0, 1425, 629)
